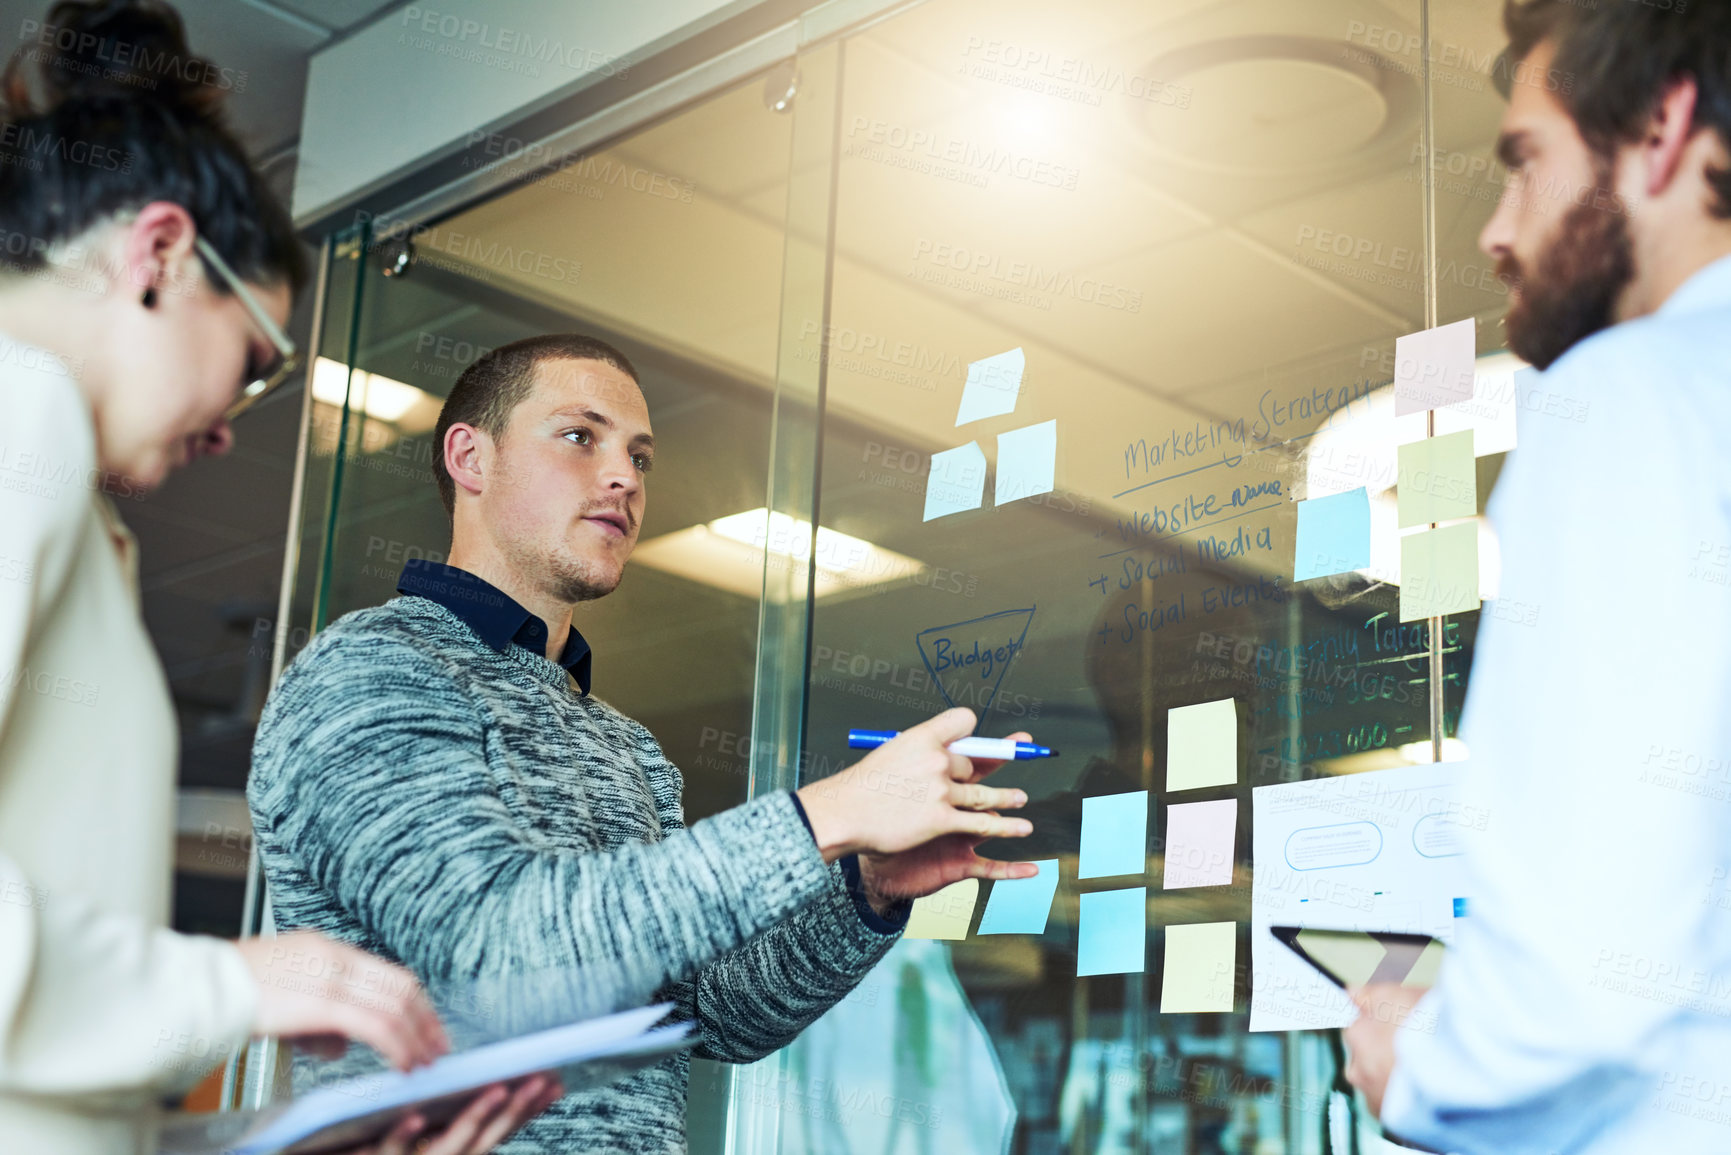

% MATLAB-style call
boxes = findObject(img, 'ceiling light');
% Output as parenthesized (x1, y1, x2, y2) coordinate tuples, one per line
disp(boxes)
(310, 356, 442, 432)
(633, 508, 925, 600)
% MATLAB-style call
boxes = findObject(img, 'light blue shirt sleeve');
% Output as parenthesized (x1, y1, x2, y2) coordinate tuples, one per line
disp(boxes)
(1380, 313, 1731, 1154)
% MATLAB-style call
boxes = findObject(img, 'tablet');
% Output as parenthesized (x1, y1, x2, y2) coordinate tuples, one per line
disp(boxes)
(1270, 926, 1445, 989)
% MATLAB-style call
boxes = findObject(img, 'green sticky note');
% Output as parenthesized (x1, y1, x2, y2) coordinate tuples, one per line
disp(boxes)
(1166, 699, 1237, 791)
(1397, 431, 1477, 528)
(1077, 888, 1146, 976)
(1160, 921, 1236, 1013)
(1399, 522, 1480, 621)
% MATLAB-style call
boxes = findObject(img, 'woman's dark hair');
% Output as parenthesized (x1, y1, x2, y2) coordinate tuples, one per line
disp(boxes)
(1499, 0, 1731, 219)
(0, 0, 307, 293)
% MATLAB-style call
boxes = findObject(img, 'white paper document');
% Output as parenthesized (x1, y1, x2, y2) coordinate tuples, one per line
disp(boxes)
(160, 1003, 693, 1155)
(1249, 764, 1480, 1032)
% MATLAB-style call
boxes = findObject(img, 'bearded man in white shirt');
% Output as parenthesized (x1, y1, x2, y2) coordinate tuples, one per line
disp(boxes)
(1344, 2, 1731, 1152)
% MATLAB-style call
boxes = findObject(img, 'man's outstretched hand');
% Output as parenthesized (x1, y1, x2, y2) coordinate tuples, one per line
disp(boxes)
(794, 711, 1040, 911)
(856, 727, 1041, 911)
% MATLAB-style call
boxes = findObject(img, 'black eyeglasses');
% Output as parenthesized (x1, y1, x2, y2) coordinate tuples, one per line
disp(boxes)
(193, 235, 301, 422)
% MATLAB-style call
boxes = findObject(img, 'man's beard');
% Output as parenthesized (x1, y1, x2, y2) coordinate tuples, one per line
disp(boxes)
(550, 556, 621, 604)
(1497, 157, 1635, 370)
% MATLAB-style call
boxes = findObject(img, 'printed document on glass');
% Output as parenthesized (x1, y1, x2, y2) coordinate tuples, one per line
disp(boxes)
(1249, 764, 1478, 1032)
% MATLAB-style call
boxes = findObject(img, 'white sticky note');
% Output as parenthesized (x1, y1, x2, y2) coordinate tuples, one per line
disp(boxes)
(923, 441, 986, 521)
(956, 347, 1025, 425)
(1394, 319, 1476, 416)
(995, 420, 1056, 505)
(904, 878, 978, 940)
(1162, 799, 1238, 889)
(1166, 699, 1237, 791)
(1160, 922, 1237, 1012)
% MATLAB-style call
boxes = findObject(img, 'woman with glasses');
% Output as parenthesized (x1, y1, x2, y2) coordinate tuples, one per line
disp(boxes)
(0, 2, 557, 1153)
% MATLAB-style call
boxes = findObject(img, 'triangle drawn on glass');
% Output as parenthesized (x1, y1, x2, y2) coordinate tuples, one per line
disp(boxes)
(915, 606, 1035, 721)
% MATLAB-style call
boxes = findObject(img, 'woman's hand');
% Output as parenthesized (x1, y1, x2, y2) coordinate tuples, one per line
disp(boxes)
(234, 932, 448, 1071)
(340, 1075, 564, 1155)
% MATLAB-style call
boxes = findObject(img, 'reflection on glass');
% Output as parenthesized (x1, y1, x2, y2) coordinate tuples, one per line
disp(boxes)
(782, 0, 1507, 1151)
(295, 0, 1520, 1149)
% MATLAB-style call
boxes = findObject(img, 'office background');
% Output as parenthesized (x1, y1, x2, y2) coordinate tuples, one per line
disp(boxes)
(0, 0, 1522, 1150)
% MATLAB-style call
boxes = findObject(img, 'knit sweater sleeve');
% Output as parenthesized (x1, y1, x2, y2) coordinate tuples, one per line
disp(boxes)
(631, 728, 902, 1064)
(248, 630, 833, 993)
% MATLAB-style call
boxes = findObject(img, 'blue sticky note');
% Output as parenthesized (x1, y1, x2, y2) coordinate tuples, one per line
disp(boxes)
(1079, 791, 1148, 879)
(923, 441, 987, 522)
(1077, 887, 1146, 976)
(956, 347, 1025, 425)
(976, 859, 1060, 935)
(995, 419, 1057, 505)
(1294, 488, 1371, 580)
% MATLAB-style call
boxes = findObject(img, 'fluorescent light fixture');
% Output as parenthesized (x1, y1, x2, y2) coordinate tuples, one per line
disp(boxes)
(310, 356, 442, 432)
(1398, 738, 1470, 764)
(633, 508, 925, 600)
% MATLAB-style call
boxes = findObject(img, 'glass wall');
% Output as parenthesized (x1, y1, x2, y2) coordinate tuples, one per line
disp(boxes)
(749, 0, 1510, 1151)
(286, 0, 1519, 1150)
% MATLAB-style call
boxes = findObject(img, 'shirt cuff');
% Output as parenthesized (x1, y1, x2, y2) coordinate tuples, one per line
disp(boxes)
(839, 854, 911, 935)
(787, 789, 817, 841)
(785, 791, 910, 934)
(1379, 1052, 1427, 1141)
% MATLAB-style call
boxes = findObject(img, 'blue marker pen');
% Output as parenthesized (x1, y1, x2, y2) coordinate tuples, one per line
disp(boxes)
(847, 729, 1058, 760)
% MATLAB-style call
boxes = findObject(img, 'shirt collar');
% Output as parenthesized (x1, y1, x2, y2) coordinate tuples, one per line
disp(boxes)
(1659, 252, 1731, 318)
(396, 559, 592, 695)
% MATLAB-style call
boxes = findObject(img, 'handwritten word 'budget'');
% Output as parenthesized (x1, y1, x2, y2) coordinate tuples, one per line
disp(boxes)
(929, 636, 1024, 681)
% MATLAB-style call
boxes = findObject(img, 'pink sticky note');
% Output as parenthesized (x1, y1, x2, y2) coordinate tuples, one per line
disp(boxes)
(1394, 319, 1476, 416)
(1162, 799, 1238, 889)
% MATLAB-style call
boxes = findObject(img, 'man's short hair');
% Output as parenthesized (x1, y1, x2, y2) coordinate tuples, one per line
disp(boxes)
(432, 333, 640, 516)
(1497, 0, 1731, 218)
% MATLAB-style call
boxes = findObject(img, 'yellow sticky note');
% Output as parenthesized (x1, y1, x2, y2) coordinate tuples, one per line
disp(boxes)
(904, 879, 979, 940)
(1399, 522, 1480, 621)
(1166, 699, 1237, 791)
(1160, 921, 1236, 1013)
(1397, 431, 1477, 528)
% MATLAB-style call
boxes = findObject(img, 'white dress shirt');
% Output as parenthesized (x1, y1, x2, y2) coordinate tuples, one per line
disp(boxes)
(1381, 255, 1731, 1152)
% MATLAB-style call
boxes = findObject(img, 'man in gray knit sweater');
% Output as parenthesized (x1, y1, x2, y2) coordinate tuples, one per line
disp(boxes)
(249, 334, 1038, 1153)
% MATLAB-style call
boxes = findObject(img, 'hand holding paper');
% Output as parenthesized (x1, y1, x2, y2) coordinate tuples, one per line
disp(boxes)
(346, 1074, 563, 1155)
